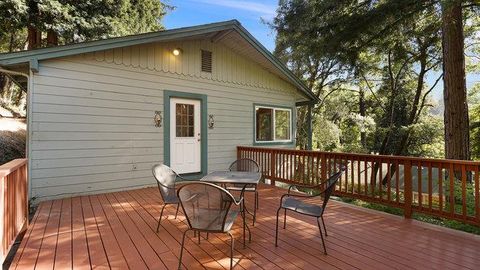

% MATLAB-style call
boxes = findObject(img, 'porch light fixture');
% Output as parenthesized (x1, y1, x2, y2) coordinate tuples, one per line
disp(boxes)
(154, 111, 162, 127)
(208, 114, 215, 129)
(172, 48, 182, 56)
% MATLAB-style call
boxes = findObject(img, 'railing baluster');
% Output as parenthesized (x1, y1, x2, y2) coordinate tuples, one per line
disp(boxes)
(449, 164, 455, 216)
(439, 164, 444, 213)
(357, 157, 361, 195)
(404, 160, 413, 219)
(475, 166, 479, 223)
(418, 161, 422, 209)
(364, 158, 368, 196)
(428, 162, 432, 211)
(395, 161, 399, 204)
(387, 160, 391, 202)
(461, 164, 467, 220)
(379, 159, 383, 201)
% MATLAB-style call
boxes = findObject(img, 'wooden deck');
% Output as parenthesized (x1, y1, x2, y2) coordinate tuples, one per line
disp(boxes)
(10, 184, 480, 270)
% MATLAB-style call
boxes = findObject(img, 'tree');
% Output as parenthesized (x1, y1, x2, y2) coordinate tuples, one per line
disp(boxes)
(442, 0, 470, 160)
(0, 0, 170, 114)
(272, 0, 479, 160)
(272, 0, 348, 149)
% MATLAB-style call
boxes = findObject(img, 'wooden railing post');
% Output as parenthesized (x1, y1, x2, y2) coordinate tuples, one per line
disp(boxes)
(270, 151, 276, 186)
(236, 146, 241, 161)
(404, 160, 413, 219)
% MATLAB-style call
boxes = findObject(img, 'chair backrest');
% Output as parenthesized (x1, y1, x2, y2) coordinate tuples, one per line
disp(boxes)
(321, 167, 346, 210)
(229, 158, 260, 173)
(177, 182, 236, 232)
(152, 164, 178, 201)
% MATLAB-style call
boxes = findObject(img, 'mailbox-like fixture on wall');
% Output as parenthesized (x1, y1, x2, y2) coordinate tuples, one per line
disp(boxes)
(154, 111, 162, 127)
(208, 114, 215, 129)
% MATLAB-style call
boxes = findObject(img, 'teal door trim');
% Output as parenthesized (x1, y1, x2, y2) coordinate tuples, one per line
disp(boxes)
(164, 90, 208, 178)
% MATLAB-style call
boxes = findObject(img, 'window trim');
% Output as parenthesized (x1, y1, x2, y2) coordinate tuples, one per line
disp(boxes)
(253, 104, 295, 145)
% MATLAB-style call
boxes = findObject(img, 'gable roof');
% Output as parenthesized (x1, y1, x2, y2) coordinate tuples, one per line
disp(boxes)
(0, 20, 317, 102)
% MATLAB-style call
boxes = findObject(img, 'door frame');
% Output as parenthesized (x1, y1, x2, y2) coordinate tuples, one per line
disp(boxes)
(164, 90, 208, 178)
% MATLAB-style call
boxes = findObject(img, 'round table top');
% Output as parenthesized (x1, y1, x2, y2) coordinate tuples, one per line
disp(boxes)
(201, 171, 262, 185)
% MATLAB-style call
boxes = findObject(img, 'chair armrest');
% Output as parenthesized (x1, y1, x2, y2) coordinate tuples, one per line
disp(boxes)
(288, 183, 322, 194)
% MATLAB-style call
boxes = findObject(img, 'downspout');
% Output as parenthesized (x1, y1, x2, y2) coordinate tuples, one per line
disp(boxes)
(0, 67, 29, 79)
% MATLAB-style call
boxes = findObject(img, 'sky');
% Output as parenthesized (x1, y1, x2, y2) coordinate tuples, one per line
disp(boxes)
(163, 0, 479, 101)
(163, 0, 277, 50)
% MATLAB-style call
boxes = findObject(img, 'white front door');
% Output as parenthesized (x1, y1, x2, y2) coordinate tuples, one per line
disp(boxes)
(170, 98, 201, 174)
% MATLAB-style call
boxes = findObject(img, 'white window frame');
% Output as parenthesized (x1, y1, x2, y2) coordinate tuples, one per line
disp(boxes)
(254, 105, 293, 143)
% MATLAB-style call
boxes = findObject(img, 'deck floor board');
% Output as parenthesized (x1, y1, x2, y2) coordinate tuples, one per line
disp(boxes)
(10, 184, 480, 270)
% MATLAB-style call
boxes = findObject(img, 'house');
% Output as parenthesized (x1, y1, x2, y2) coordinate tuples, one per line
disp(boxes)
(0, 20, 317, 201)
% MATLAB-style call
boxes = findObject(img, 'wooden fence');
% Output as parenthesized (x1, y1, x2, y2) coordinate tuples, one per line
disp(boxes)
(237, 146, 480, 226)
(0, 159, 28, 264)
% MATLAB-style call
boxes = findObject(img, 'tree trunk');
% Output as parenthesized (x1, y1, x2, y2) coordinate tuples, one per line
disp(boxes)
(359, 87, 366, 149)
(442, 0, 470, 160)
(46, 30, 58, 47)
(27, 0, 41, 49)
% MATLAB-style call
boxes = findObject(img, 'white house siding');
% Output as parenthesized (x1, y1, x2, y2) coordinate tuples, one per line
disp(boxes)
(29, 39, 303, 200)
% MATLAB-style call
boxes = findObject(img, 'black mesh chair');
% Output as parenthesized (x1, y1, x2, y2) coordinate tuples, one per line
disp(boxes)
(275, 166, 346, 254)
(177, 182, 249, 269)
(226, 158, 260, 224)
(152, 164, 190, 232)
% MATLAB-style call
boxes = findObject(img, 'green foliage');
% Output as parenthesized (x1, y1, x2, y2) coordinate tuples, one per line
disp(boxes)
(0, 0, 170, 116)
(0, 0, 170, 52)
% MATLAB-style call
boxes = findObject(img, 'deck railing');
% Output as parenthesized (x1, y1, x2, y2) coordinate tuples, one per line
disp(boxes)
(237, 146, 480, 226)
(0, 159, 28, 264)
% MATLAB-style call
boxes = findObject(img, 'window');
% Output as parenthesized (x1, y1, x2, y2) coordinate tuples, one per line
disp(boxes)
(176, 103, 194, 137)
(255, 105, 292, 143)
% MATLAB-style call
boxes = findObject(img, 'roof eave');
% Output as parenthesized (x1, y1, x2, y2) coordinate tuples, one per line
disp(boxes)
(0, 19, 318, 102)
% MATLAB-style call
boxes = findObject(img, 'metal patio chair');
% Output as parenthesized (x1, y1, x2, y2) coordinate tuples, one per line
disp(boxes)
(177, 181, 249, 269)
(152, 164, 190, 232)
(275, 166, 346, 254)
(226, 158, 260, 224)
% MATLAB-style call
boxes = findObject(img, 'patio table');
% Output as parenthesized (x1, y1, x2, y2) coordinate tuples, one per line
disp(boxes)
(202, 171, 262, 226)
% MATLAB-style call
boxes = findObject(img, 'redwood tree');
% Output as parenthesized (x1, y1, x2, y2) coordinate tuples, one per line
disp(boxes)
(442, 0, 470, 160)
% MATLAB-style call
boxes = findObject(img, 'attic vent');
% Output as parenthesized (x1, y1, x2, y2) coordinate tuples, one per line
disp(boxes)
(201, 50, 212, 73)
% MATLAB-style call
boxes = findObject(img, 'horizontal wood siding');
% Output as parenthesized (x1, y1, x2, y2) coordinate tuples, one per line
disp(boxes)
(30, 40, 298, 200)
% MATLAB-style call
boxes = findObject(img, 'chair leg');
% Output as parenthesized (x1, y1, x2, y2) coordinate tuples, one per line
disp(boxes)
(198, 231, 201, 244)
(275, 207, 282, 247)
(242, 203, 246, 248)
(253, 196, 257, 226)
(283, 209, 287, 229)
(175, 204, 180, 219)
(228, 232, 235, 270)
(255, 190, 259, 210)
(178, 229, 190, 269)
(317, 218, 327, 255)
(321, 216, 328, 237)
(156, 204, 166, 233)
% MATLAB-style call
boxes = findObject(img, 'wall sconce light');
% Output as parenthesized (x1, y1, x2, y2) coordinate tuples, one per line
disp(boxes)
(172, 48, 182, 56)
(154, 111, 162, 127)
(208, 114, 215, 129)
